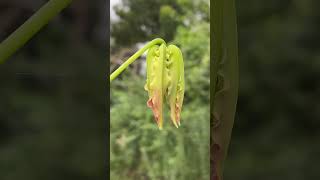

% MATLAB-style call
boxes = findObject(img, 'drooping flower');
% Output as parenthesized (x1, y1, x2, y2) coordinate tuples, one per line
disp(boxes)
(109, 38, 184, 130)
(165, 45, 185, 128)
(144, 44, 165, 129)
(144, 43, 185, 129)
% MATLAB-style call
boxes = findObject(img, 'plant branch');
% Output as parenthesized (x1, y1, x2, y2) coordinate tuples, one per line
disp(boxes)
(0, 0, 72, 64)
(110, 38, 165, 82)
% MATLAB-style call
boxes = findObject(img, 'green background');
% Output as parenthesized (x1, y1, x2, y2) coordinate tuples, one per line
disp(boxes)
(0, 0, 319, 179)
(226, 0, 320, 179)
(0, 1, 106, 179)
(110, 0, 210, 179)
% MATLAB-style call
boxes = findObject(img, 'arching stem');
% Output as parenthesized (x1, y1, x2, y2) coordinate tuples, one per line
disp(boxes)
(110, 38, 166, 82)
(0, 0, 72, 63)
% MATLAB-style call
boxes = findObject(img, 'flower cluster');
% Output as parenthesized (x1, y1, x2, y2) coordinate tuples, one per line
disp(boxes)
(144, 44, 185, 130)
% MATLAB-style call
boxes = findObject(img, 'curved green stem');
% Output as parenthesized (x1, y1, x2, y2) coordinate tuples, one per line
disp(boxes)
(110, 38, 166, 82)
(0, 0, 72, 63)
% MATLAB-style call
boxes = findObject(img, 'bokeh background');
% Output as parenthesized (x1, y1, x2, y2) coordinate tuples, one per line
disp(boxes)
(225, 0, 320, 179)
(110, 0, 210, 179)
(2, 0, 318, 180)
(0, 1, 107, 179)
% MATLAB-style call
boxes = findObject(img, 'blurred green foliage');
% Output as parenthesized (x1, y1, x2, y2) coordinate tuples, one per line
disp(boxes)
(0, 1, 106, 179)
(225, 0, 320, 179)
(110, 0, 210, 179)
(111, 0, 209, 48)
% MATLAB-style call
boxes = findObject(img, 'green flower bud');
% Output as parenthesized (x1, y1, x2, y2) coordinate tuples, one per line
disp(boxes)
(145, 43, 184, 129)
(145, 44, 166, 129)
(165, 45, 185, 128)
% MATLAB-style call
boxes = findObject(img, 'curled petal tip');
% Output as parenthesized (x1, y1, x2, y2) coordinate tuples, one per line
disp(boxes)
(173, 121, 179, 128)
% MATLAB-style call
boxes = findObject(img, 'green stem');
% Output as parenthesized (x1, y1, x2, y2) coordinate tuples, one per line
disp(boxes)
(0, 0, 72, 63)
(211, 0, 239, 179)
(110, 38, 166, 82)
